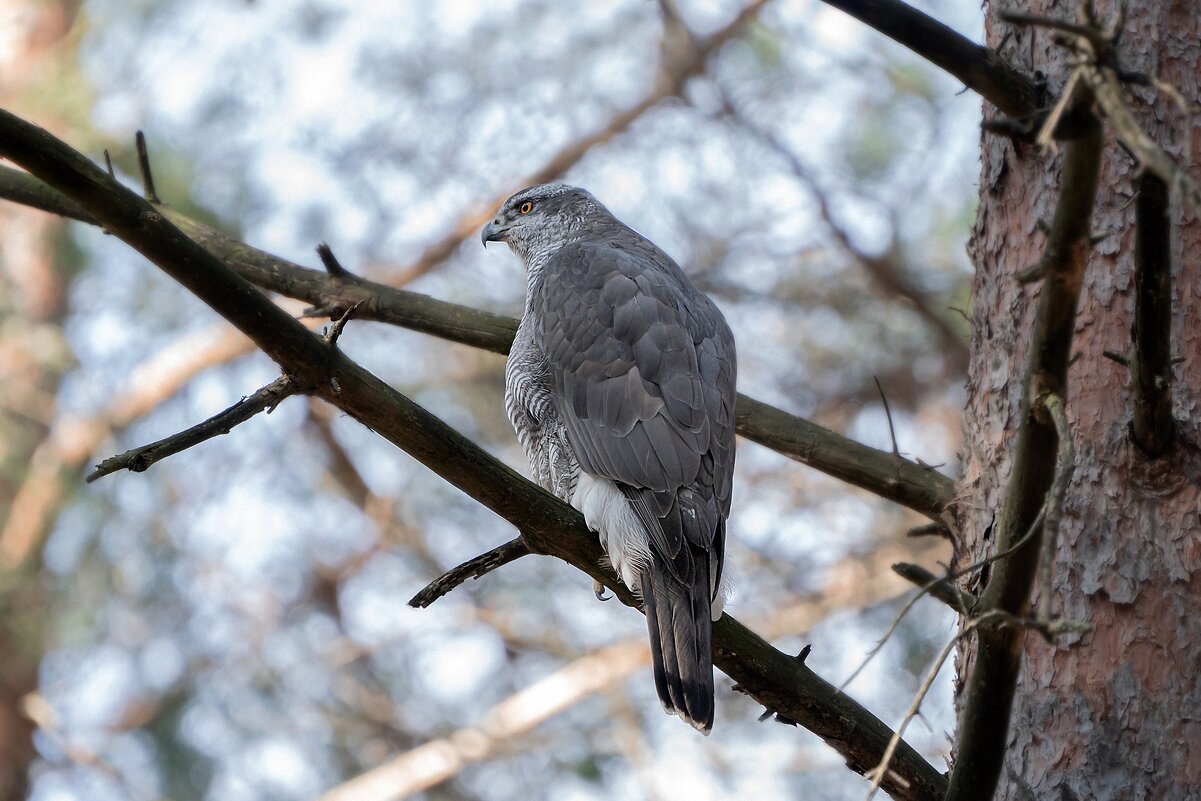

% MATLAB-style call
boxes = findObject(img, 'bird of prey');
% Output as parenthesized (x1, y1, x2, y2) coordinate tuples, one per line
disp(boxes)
(482, 184, 736, 733)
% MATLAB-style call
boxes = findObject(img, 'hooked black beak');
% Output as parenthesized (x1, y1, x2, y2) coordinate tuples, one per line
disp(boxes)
(481, 218, 510, 247)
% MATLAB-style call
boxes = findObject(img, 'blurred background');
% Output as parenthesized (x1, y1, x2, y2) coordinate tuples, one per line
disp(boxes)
(0, 0, 981, 799)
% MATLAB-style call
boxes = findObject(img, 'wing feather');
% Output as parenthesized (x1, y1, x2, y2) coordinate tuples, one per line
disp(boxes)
(535, 242, 735, 517)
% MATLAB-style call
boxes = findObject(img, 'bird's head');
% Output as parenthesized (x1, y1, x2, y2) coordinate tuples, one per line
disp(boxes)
(481, 183, 607, 261)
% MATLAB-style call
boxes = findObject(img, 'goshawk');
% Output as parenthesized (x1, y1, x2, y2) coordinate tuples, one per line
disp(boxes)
(483, 184, 736, 733)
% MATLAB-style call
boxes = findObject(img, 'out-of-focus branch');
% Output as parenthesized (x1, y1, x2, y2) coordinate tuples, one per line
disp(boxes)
(0, 109, 945, 801)
(0, 325, 258, 569)
(319, 640, 648, 801)
(86, 375, 298, 482)
(943, 82, 1101, 801)
(387, 0, 773, 286)
(818, 0, 1042, 117)
(329, 537, 946, 801)
(0, 167, 956, 519)
(727, 109, 969, 373)
(1130, 173, 1173, 456)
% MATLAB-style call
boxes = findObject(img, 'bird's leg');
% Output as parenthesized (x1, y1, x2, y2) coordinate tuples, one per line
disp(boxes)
(593, 580, 611, 601)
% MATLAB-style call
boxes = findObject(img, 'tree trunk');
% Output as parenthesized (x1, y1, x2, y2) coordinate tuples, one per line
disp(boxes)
(960, 1, 1201, 798)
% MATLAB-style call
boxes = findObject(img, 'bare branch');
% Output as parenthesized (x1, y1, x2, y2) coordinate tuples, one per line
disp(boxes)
(875, 377, 901, 458)
(724, 107, 970, 374)
(0, 166, 957, 519)
(388, 0, 772, 287)
(87, 375, 298, 482)
(134, 130, 160, 204)
(865, 610, 1007, 801)
(841, 504, 1045, 692)
(316, 242, 354, 279)
(891, 562, 974, 614)
(0, 109, 946, 801)
(408, 538, 532, 608)
(1001, 7, 1201, 212)
(319, 640, 649, 801)
(819, 0, 1043, 117)
(944, 83, 1102, 801)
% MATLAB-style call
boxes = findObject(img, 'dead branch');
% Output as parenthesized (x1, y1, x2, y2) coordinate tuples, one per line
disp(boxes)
(0, 165, 957, 520)
(86, 375, 298, 482)
(841, 503, 1045, 692)
(891, 562, 974, 614)
(943, 79, 1102, 801)
(819, 0, 1042, 117)
(865, 610, 1007, 801)
(134, 130, 159, 204)
(407, 538, 531, 608)
(0, 108, 946, 801)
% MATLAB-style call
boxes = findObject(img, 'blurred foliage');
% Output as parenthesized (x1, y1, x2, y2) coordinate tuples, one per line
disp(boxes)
(0, 1, 987, 799)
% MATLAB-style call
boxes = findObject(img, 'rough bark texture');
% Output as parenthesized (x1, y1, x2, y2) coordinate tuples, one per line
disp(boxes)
(959, 1, 1201, 799)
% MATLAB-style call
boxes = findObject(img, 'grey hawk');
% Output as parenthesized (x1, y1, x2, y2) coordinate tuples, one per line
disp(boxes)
(482, 184, 736, 733)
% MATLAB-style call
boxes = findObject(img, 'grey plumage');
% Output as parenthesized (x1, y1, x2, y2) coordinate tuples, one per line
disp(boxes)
(483, 184, 736, 733)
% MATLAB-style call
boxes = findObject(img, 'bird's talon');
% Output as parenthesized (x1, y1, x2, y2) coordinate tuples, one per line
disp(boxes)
(593, 580, 611, 601)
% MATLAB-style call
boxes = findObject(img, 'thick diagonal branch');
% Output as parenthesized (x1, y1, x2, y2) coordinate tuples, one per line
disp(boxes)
(943, 90, 1102, 801)
(819, 0, 1042, 117)
(0, 109, 946, 801)
(0, 166, 956, 519)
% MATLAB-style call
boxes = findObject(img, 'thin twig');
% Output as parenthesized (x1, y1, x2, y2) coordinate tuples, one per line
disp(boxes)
(839, 504, 1046, 692)
(892, 562, 975, 614)
(324, 300, 362, 346)
(865, 610, 1008, 800)
(87, 375, 297, 482)
(875, 376, 901, 458)
(408, 538, 532, 608)
(134, 130, 160, 204)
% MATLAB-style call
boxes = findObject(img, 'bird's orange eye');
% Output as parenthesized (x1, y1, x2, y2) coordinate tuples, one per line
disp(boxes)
(519, 201, 534, 214)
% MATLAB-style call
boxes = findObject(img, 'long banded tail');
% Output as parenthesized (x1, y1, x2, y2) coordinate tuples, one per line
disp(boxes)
(641, 558, 715, 733)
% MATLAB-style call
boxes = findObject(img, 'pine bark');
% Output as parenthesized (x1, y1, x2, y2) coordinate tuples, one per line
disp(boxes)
(959, 1, 1201, 798)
